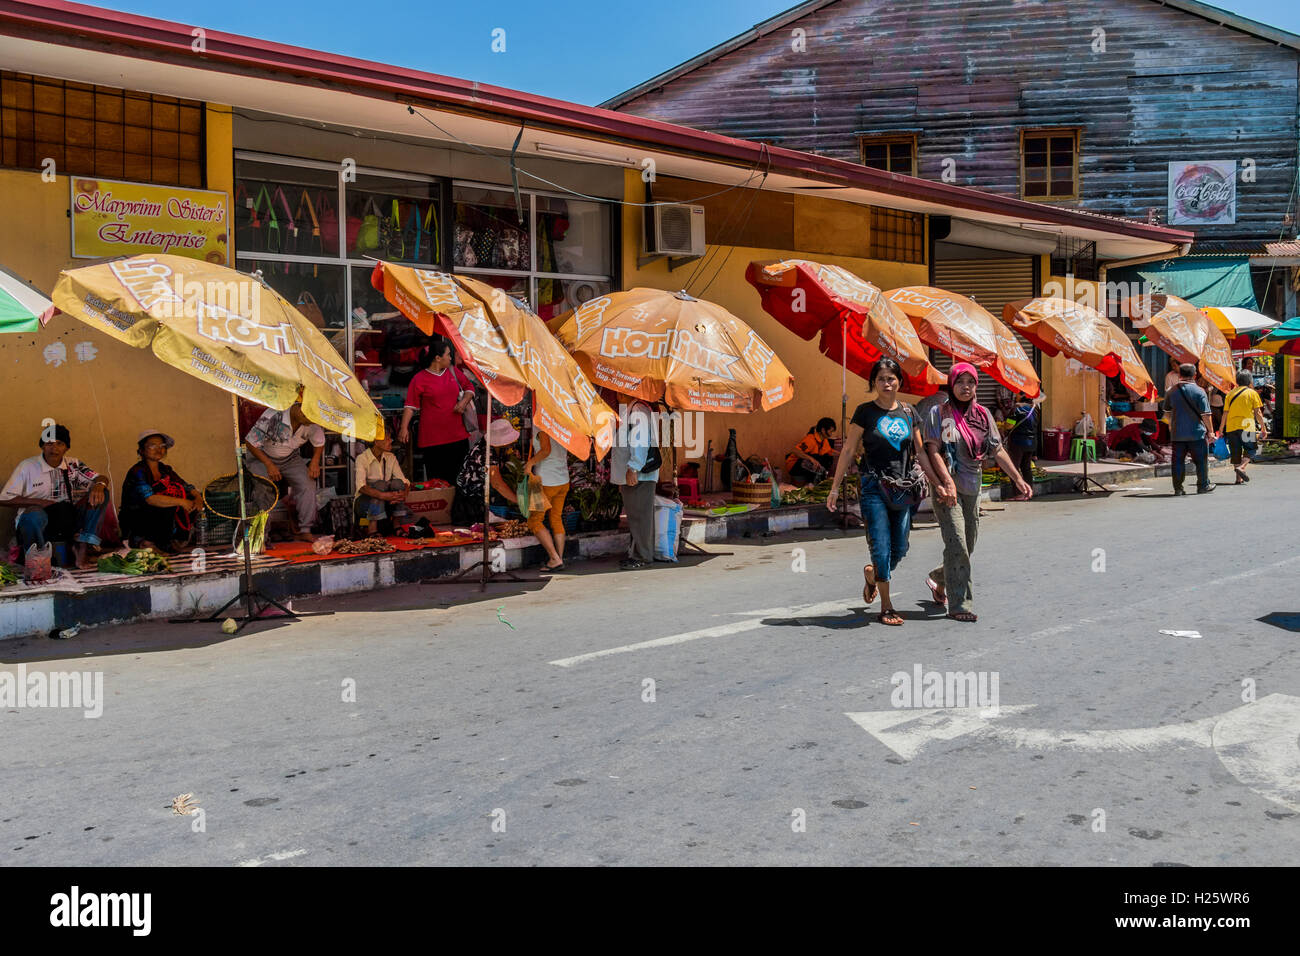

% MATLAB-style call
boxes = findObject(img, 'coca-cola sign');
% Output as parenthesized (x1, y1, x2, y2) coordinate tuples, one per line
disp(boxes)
(1168, 161, 1236, 225)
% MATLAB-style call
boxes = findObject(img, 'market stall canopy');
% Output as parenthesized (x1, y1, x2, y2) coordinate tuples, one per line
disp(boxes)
(52, 254, 383, 439)
(745, 259, 944, 396)
(1003, 297, 1157, 400)
(1258, 316, 1300, 356)
(371, 261, 615, 458)
(1200, 306, 1281, 349)
(883, 285, 1041, 397)
(1122, 293, 1235, 393)
(554, 286, 795, 413)
(0, 264, 55, 334)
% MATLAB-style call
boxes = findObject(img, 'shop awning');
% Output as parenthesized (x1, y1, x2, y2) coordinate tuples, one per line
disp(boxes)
(1108, 257, 1259, 311)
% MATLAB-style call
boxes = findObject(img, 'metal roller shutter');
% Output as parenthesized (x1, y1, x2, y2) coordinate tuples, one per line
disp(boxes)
(931, 258, 1041, 407)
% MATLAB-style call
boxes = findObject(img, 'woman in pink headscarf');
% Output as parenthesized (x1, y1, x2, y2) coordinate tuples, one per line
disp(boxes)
(922, 363, 1033, 622)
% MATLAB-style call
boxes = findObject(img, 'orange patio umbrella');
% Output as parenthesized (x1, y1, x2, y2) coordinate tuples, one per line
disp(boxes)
(371, 261, 615, 460)
(554, 287, 795, 414)
(1003, 297, 1157, 400)
(1122, 293, 1235, 394)
(884, 286, 1041, 397)
(745, 259, 945, 397)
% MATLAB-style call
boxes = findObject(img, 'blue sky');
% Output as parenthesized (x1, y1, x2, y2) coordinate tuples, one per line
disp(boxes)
(104, 0, 1300, 105)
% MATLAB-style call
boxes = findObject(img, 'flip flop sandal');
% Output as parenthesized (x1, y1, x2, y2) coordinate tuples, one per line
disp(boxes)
(925, 577, 945, 604)
(862, 565, 879, 605)
(878, 609, 903, 626)
(946, 611, 978, 623)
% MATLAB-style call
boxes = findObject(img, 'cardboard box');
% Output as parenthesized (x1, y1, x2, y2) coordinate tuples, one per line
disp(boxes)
(404, 486, 455, 524)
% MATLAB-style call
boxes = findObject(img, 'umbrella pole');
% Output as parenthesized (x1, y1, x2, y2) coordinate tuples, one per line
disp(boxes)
(841, 315, 849, 532)
(180, 394, 309, 629)
(481, 403, 491, 591)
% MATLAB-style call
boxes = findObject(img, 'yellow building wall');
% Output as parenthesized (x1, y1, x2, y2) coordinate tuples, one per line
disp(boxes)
(0, 105, 236, 545)
(621, 170, 928, 478)
(1039, 268, 1107, 437)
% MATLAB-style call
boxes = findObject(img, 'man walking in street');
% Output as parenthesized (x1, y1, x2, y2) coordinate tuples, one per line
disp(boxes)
(1162, 363, 1214, 496)
(1221, 370, 1267, 484)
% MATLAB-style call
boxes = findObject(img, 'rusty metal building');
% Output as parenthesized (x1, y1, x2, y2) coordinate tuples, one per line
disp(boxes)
(604, 0, 1300, 321)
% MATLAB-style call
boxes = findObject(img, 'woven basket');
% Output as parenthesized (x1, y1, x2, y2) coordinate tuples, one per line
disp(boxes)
(731, 481, 772, 509)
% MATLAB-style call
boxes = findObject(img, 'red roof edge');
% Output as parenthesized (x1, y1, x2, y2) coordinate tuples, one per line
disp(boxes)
(0, 0, 1194, 247)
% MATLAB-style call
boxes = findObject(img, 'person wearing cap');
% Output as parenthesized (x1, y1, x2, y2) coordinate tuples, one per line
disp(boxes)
(119, 430, 202, 552)
(452, 418, 520, 525)
(1, 423, 111, 568)
(245, 401, 325, 541)
(922, 363, 1033, 623)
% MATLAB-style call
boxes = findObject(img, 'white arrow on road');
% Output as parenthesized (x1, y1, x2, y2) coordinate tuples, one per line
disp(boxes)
(548, 600, 853, 667)
(847, 694, 1300, 812)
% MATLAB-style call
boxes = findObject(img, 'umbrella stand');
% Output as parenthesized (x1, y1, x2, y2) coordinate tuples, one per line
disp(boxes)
(1071, 372, 1111, 496)
(668, 403, 730, 558)
(425, 399, 525, 590)
(175, 395, 330, 629)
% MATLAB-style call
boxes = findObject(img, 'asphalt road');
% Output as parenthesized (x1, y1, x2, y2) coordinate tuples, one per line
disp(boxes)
(3, 460, 1298, 866)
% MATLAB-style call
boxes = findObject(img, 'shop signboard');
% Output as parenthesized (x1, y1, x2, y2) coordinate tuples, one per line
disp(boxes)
(1167, 161, 1236, 226)
(70, 177, 229, 263)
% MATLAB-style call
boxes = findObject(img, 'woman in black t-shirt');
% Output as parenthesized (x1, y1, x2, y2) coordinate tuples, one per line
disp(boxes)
(827, 357, 940, 626)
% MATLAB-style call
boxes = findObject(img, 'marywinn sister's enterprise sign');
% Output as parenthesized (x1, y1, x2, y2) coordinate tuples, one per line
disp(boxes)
(70, 177, 229, 263)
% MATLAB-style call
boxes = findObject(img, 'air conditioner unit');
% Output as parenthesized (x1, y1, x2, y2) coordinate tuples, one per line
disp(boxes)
(646, 203, 706, 257)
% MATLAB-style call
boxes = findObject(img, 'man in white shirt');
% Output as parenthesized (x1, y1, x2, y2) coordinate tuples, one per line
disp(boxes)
(1, 423, 111, 567)
(354, 435, 410, 533)
(245, 403, 325, 541)
(609, 398, 660, 569)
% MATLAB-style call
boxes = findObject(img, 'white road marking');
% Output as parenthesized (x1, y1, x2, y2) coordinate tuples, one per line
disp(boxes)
(845, 706, 1034, 760)
(1159, 629, 1203, 639)
(236, 848, 308, 867)
(549, 600, 852, 667)
(847, 694, 1300, 812)
(1029, 553, 1300, 640)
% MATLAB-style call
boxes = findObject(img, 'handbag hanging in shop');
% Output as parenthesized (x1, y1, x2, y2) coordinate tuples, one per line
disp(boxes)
(355, 196, 383, 254)
(296, 290, 325, 327)
(382, 199, 403, 260)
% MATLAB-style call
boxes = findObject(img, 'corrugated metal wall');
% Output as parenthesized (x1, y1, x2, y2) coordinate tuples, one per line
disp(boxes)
(932, 257, 1039, 405)
(613, 0, 1299, 242)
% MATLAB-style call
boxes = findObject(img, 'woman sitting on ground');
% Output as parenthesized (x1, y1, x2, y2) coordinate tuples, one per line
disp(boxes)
(119, 430, 202, 553)
(785, 417, 837, 485)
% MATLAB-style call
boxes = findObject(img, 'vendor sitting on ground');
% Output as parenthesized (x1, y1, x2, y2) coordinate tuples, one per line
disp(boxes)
(1105, 418, 1159, 457)
(245, 401, 324, 542)
(354, 434, 410, 534)
(119, 430, 202, 553)
(1, 423, 111, 568)
(452, 418, 520, 526)
(784, 417, 837, 485)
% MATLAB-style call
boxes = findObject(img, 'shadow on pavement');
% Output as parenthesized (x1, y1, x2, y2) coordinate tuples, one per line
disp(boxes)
(1258, 611, 1300, 632)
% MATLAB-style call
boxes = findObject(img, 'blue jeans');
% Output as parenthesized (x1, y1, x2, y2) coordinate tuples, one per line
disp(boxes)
(17, 500, 107, 553)
(859, 475, 912, 582)
(1171, 439, 1210, 492)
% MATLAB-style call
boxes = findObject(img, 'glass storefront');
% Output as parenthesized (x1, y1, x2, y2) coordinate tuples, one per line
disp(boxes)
(233, 155, 615, 491)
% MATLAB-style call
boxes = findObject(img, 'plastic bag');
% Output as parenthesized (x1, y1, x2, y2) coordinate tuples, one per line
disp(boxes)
(1211, 436, 1230, 460)
(23, 542, 53, 583)
(653, 496, 682, 562)
(311, 535, 335, 555)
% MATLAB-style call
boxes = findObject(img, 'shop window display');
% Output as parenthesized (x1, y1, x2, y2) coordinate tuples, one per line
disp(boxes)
(234, 161, 341, 258)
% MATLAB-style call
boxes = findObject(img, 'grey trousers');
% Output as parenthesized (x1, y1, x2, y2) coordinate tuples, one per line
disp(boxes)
(356, 478, 408, 521)
(251, 452, 318, 530)
(619, 480, 656, 562)
(930, 491, 980, 614)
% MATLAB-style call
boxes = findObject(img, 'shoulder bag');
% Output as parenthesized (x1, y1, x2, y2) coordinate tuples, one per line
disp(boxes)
(871, 406, 927, 510)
